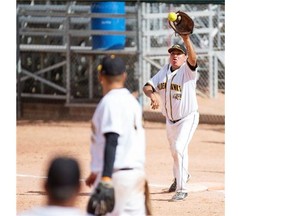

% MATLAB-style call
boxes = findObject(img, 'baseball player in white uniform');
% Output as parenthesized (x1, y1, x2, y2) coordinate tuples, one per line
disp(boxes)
(85, 55, 148, 215)
(143, 34, 199, 201)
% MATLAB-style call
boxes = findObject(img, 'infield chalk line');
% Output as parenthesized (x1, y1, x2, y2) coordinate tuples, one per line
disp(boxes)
(17, 173, 218, 193)
(17, 174, 86, 181)
(17, 174, 166, 187)
(17, 174, 47, 179)
(148, 183, 166, 188)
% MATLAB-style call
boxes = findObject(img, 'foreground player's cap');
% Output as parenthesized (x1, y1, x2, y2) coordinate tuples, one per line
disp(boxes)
(98, 55, 126, 76)
(168, 44, 187, 55)
(46, 156, 80, 200)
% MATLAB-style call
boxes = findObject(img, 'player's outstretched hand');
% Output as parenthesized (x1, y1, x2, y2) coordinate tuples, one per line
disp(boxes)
(150, 93, 160, 110)
(85, 172, 97, 187)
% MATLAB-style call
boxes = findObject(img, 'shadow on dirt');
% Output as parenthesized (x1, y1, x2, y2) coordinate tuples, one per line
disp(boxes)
(17, 191, 91, 196)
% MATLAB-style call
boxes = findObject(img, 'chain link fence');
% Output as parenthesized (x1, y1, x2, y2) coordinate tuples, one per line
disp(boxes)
(16, 1, 225, 120)
(69, 53, 139, 103)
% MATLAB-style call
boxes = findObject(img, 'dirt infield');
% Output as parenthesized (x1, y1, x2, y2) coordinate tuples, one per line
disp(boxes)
(16, 120, 224, 216)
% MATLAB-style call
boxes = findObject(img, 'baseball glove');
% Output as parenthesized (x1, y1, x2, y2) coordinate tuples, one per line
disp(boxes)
(168, 11, 194, 35)
(87, 181, 115, 216)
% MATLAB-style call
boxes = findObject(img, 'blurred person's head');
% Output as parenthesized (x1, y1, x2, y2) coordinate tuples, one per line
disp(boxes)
(45, 156, 81, 206)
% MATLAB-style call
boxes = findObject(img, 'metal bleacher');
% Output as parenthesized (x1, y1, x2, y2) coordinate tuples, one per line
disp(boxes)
(16, 0, 225, 119)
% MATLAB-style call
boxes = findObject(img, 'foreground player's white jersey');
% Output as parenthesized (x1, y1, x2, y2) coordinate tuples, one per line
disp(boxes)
(90, 88, 145, 173)
(147, 62, 198, 121)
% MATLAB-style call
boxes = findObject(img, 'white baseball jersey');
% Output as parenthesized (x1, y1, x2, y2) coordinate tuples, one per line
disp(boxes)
(147, 62, 198, 121)
(90, 88, 145, 174)
(90, 88, 147, 215)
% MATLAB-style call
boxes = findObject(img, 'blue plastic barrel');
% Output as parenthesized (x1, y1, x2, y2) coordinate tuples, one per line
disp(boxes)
(91, 2, 126, 50)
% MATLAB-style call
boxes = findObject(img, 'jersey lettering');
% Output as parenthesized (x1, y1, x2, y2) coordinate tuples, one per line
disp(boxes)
(157, 83, 181, 92)
(157, 82, 166, 90)
(173, 93, 182, 100)
(170, 83, 181, 92)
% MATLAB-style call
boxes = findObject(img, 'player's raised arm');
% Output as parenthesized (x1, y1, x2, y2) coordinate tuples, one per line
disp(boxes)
(181, 34, 197, 67)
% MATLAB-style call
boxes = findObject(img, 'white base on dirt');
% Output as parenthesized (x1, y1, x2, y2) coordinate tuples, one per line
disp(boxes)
(186, 183, 208, 192)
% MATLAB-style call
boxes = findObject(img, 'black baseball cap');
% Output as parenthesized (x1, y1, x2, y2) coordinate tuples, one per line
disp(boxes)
(168, 44, 187, 55)
(46, 156, 80, 200)
(98, 55, 126, 76)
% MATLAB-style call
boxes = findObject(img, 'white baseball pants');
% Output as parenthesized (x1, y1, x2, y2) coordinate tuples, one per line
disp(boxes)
(106, 169, 146, 216)
(166, 111, 199, 192)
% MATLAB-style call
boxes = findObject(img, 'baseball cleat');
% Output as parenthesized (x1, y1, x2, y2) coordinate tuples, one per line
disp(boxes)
(168, 178, 177, 192)
(187, 174, 191, 183)
(171, 192, 188, 201)
(168, 175, 191, 193)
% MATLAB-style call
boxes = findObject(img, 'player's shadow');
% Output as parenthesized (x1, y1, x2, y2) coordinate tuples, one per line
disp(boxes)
(151, 190, 193, 202)
(151, 198, 171, 202)
(16, 191, 47, 196)
(150, 191, 169, 195)
(150, 190, 173, 202)
(201, 140, 225, 145)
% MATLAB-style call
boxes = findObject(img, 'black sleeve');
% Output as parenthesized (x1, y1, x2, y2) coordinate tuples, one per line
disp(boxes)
(102, 132, 119, 178)
(187, 61, 198, 71)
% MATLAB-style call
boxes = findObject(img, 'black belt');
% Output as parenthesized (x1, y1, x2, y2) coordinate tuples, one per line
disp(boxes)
(170, 118, 181, 124)
(119, 168, 133, 171)
(114, 168, 134, 172)
(170, 111, 198, 124)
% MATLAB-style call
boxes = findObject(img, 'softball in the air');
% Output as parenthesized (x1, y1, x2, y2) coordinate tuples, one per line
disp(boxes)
(168, 12, 177, 22)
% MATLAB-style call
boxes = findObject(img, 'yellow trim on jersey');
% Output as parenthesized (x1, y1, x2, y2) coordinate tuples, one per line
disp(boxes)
(164, 75, 169, 120)
(169, 74, 177, 121)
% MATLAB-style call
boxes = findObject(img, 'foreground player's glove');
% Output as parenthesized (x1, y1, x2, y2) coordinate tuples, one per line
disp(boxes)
(168, 11, 194, 35)
(87, 181, 115, 216)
